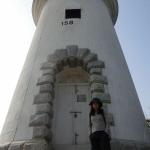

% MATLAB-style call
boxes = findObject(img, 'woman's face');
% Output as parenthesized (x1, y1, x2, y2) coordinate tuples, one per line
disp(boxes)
(92, 102, 99, 110)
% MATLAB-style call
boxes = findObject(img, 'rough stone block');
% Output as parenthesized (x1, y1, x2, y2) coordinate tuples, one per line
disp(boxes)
(23, 140, 53, 150)
(110, 140, 150, 150)
(66, 45, 78, 68)
(37, 75, 55, 86)
(40, 62, 58, 73)
(83, 53, 98, 70)
(42, 69, 55, 76)
(91, 83, 104, 93)
(40, 84, 55, 98)
(120, 141, 135, 150)
(47, 54, 61, 63)
(33, 93, 53, 105)
(8, 142, 24, 150)
(108, 114, 115, 126)
(90, 75, 108, 84)
(92, 92, 111, 103)
(33, 126, 52, 142)
(66, 45, 78, 57)
(77, 48, 90, 59)
(47, 54, 63, 72)
(77, 48, 90, 66)
(83, 53, 98, 63)
(54, 49, 68, 66)
(68, 58, 77, 68)
(0, 144, 9, 150)
(29, 114, 51, 128)
(110, 140, 120, 150)
(90, 68, 102, 75)
(134, 143, 148, 150)
(87, 60, 105, 72)
(36, 103, 53, 118)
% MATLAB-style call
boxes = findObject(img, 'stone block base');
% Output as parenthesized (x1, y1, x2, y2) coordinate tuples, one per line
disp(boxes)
(0, 139, 150, 150)
(110, 139, 150, 150)
(0, 140, 53, 150)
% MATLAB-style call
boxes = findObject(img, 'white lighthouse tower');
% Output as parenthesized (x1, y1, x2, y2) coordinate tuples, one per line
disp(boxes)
(0, 0, 150, 149)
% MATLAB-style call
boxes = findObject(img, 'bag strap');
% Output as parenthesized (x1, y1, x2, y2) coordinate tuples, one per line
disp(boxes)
(89, 114, 92, 127)
(101, 109, 106, 126)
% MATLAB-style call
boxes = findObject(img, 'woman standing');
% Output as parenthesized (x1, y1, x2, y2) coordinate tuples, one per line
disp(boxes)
(89, 98, 111, 150)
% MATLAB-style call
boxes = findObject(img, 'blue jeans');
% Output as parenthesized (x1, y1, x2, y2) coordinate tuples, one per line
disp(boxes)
(89, 131, 111, 150)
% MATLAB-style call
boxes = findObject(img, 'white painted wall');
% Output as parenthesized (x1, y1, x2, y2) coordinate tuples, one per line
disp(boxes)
(0, 0, 150, 145)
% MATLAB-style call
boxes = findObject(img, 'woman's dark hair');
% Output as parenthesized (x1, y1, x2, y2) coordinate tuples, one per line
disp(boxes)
(89, 102, 103, 116)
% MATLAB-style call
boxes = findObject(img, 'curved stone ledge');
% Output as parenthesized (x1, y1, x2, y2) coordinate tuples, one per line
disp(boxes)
(91, 83, 104, 93)
(32, 0, 118, 26)
(90, 75, 108, 84)
(33, 126, 52, 142)
(40, 84, 55, 98)
(29, 114, 51, 128)
(104, 0, 118, 25)
(92, 92, 111, 103)
(36, 103, 53, 118)
(32, 0, 48, 25)
(37, 75, 55, 87)
(33, 93, 53, 105)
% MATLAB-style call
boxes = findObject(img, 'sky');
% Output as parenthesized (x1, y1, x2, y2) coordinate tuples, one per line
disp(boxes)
(0, 0, 149, 133)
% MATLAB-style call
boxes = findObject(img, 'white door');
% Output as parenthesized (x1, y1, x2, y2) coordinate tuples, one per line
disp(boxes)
(74, 85, 90, 145)
(52, 83, 90, 147)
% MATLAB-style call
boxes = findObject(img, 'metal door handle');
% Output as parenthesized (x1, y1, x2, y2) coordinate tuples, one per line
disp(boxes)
(70, 111, 82, 118)
(70, 111, 82, 113)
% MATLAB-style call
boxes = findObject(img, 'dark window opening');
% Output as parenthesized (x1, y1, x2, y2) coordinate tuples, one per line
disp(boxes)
(65, 9, 81, 19)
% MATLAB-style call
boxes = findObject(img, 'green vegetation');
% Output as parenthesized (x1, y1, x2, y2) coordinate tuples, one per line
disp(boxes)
(146, 119, 150, 129)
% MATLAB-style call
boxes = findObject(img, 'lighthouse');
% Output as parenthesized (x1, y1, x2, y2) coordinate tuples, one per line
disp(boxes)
(0, 0, 150, 149)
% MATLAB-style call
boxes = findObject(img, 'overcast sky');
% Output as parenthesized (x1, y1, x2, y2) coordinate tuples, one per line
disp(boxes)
(0, 0, 150, 133)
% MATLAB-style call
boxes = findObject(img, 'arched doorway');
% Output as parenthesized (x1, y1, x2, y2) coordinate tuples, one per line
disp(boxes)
(52, 68, 91, 147)
(29, 45, 113, 150)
